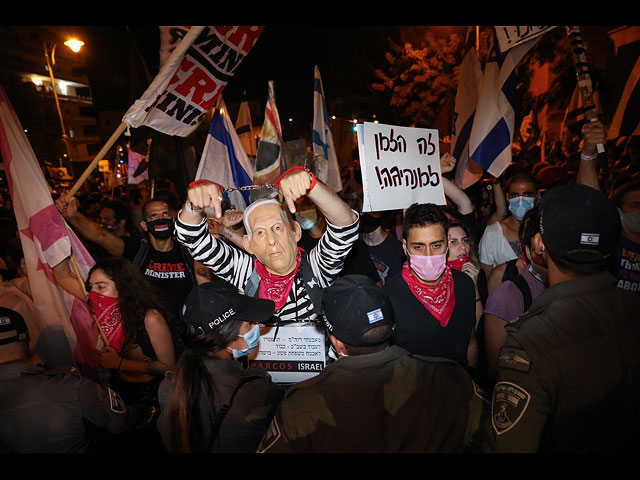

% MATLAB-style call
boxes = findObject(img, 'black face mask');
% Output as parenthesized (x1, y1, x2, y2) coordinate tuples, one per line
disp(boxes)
(146, 218, 174, 239)
(360, 214, 382, 234)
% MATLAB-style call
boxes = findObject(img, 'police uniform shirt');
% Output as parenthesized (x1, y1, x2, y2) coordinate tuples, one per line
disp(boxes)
(485, 271, 640, 453)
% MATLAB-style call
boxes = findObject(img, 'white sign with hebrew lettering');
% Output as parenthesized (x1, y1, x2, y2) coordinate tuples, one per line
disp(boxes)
(357, 122, 445, 212)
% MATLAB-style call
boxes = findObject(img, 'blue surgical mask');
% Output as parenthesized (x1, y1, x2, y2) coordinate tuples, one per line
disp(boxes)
(296, 209, 319, 230)
(509, 196, 535, 220)
(229, 324, 261, 359)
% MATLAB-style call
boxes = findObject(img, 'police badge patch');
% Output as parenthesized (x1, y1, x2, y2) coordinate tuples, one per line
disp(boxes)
(256, 417, 282, 453)
(492, 381, 531, 435)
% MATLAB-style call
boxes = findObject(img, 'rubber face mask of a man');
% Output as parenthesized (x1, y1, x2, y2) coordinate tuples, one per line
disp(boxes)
(242, 200, 302, 276)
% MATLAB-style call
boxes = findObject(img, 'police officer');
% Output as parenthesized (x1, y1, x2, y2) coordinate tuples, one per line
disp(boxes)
(257, 275, 487, 453)
(484, 184, 640, 453)
(0, 311, 154, 453)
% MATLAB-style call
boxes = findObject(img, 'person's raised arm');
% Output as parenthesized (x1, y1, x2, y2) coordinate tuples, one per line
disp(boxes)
(178, 180, 224, 225)
(55, 195, 125, 257)
(278, 168, 357, 227)
(440, 153, 474, 215)
(577, 119, 605, 191)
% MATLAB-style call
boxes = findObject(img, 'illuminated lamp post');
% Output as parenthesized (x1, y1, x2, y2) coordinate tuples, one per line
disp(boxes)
(43, 38, 85, 164)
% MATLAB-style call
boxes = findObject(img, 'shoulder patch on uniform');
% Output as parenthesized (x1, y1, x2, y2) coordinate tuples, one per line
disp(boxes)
(108, 387, 127, 414)
(491, 381, 531, 435)
(256, 417, 281, 453)
(497, 346, 531, 372)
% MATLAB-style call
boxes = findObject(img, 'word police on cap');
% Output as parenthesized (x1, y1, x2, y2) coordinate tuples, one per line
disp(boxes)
(209, 308, 235, 328)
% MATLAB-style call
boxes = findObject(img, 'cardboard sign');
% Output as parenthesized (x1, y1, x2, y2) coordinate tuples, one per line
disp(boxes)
(249, 323, 327, 384)
(495, 26, 556, 53)
(357, 122, 445, 212)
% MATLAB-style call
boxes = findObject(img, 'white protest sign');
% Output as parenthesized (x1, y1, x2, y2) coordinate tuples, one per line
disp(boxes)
(357, 122, 445, 212)
(495, 26, 556, 53)
(249, 323, 327, 383)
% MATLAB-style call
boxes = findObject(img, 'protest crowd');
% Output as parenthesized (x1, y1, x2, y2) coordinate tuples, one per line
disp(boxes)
(1, 26, 640, 454)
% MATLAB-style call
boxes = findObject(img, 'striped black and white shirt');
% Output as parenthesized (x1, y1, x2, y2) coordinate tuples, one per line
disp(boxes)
(175, 211, 360, 323)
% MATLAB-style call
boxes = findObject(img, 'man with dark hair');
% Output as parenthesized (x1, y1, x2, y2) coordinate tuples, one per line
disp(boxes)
(99, 199, 137, 238)
(257, 275, 486, 453)
(384, 203, 478, 369)
(485, 184, 640, 453)
(56, 195, 209, 317)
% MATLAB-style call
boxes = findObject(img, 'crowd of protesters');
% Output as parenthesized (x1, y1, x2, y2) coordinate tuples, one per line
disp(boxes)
(1, 117, 640, 453)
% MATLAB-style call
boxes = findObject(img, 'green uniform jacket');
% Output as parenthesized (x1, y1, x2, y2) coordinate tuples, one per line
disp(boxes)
(257, 344, 488, 453)
(485, 271, 640, 453)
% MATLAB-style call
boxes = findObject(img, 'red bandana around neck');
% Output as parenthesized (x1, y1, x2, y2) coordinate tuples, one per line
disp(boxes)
(402, 261, 456, 327)
(254, 248, 303, 311)
(89, 291, 125, 352)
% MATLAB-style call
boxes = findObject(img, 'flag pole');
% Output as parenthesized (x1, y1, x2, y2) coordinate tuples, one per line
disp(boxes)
(65, 121, 127, 201)
(566, 26, 604, 154)
(67, 255, 110, 346)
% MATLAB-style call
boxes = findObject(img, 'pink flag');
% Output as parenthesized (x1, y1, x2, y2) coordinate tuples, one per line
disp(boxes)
(0, 84, 99, 376)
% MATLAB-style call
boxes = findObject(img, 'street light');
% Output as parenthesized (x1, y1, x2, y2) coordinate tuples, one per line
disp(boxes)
(43, 37, 84, 164)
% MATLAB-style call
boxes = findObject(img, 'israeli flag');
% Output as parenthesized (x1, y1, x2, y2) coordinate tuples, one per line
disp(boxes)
(453, 26, 484, 189)
(196, 95, 254, 210)
(312, 65, 343, 193)
(469, 31, 540, 178)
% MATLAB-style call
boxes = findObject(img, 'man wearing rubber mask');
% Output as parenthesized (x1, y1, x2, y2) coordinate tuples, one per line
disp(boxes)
(175, 167, 359, 323)
(384, 203, 478, 370)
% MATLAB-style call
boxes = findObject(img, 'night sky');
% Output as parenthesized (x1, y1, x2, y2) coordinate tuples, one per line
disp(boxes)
(79, 25, 402, 131)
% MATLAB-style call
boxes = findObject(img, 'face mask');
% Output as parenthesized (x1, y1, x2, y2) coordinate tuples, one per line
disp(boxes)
(448, 255, 469, 271)
(146, 218, 174, 239)
(89, 290, 118, 315)
(100, 223, 117, 233)
(508, 196, 535, 221)
(229, 324, 260, 359)
(296, 209, 318, 230)
(621, 210, 640, 234)
(408, 252, 448, 282)
(360, 214, 382, 234)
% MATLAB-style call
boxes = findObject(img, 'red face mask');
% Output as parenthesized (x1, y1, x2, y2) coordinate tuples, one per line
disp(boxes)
(89, 291, 125, 352)
(447, 255, 469, 271)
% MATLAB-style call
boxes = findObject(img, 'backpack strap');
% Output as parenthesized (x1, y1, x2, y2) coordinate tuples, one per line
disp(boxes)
(511, 274, 533, 312)
(132, 239, 150, 269)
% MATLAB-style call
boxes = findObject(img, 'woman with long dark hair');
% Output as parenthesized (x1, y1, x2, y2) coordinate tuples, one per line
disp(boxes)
(86, 257, 179, 406)
(157, 280, 283, 453)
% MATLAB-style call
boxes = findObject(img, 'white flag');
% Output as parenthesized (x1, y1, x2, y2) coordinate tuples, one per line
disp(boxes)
(124, 26, 264, 137)
(312, 65, 343, 192)
(469, 33, 540, 178)
(453, 27, 484, 189)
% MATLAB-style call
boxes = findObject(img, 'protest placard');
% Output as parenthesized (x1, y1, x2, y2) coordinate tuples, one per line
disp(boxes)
(249, 323, 327, 383)
(495, 26, 556, 53)
(357, 122, 445, 212)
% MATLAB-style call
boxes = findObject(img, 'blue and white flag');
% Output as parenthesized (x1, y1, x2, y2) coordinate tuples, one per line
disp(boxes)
(468, 32, 541, 178)
(196, 96, 254, 210)
(453, 27, 484, 189)
(608, 54, 640, 140)
(312, 65, 343, 192)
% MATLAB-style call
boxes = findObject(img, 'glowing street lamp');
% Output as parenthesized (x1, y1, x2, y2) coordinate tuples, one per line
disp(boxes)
(43, 37, 84, 164)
